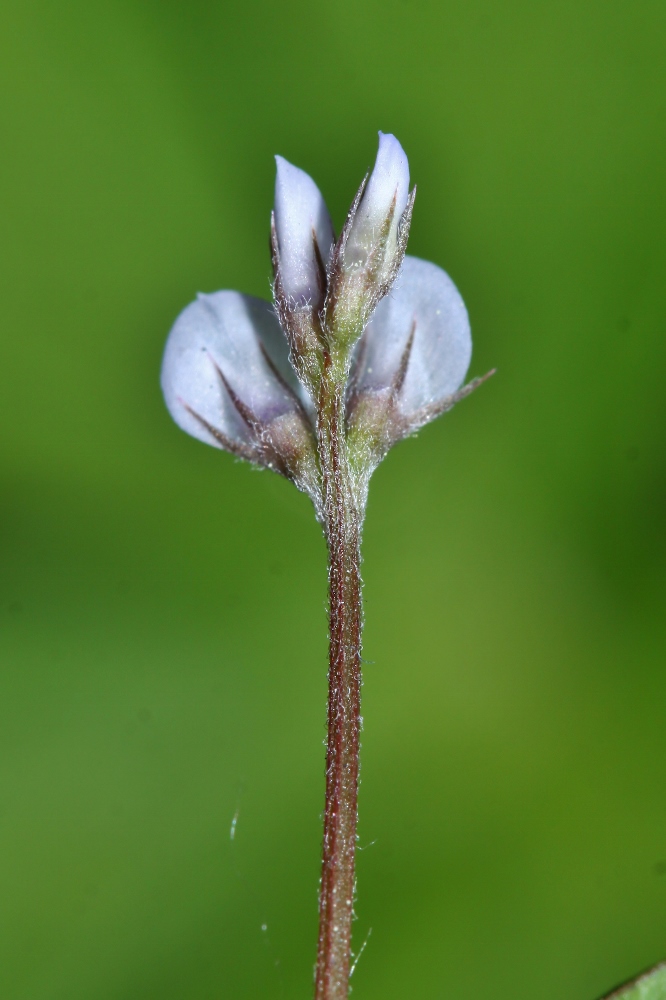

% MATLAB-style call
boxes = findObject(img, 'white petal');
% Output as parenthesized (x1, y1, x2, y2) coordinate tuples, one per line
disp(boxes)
(274, 156, 334, 304)
(161, 291, 303, 450)
(345, 132, 410, 265)
(355, 255, 471, 414)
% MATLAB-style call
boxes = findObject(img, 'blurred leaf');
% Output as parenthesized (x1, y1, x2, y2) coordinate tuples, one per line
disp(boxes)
(601, 964, 666, 1000)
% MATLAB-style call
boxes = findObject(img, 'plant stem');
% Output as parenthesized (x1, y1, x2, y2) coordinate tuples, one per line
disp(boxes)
(314, 367, 364, 1000)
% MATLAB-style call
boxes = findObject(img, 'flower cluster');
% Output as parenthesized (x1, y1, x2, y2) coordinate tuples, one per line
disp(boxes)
(161, 133, 480, 516)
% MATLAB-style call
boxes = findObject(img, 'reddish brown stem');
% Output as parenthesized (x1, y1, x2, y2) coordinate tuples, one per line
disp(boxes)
(314, 374, 364, 1000)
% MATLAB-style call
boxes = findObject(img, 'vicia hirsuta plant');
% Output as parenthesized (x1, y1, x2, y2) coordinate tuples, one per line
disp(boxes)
(161, 132, 492, 999)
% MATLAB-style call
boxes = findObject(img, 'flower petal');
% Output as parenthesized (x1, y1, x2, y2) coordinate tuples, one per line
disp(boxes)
(344, 132, 410, 269)
(274, 156, 335, 305)
(161, 290, 309, 452)
(354, 255, 471, 419)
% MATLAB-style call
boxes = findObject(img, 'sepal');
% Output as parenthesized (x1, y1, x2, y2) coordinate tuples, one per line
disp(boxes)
(271, 214, 326, 399)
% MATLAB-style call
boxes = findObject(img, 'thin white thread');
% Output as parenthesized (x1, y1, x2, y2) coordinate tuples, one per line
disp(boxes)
(350, 927, 372, 977)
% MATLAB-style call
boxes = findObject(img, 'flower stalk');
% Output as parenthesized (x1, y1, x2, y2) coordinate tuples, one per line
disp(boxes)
(160, 131, 488, 1000)
(315, 362, 365, 999)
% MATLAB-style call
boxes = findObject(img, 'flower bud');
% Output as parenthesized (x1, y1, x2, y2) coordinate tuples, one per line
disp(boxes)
(324, 133, 414, 352)
(344, 132, 410, 284)
(273, 156, 335, 308)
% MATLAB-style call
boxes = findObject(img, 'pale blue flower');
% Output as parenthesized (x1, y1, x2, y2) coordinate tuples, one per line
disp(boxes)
(161, 133, 482, 505)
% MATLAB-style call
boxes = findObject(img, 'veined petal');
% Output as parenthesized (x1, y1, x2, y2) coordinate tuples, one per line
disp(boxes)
(274, 156, 334, 305)
(344, 132, 410, 269)
(353, 255, 471, 420)
(161, 290, 311, 453)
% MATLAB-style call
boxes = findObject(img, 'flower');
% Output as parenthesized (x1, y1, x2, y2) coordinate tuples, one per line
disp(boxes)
(161, 132, 485, 513)
(160, 290, 320, 497)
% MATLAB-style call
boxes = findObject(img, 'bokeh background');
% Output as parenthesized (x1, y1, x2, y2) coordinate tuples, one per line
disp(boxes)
(1, 1, 665, 997)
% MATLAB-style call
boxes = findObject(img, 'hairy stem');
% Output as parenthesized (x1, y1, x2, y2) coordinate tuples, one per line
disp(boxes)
(314, 365, 364, 1000)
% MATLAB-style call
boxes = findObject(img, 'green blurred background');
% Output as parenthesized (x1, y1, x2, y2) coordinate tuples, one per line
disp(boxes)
(1, 0, 665, 997)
